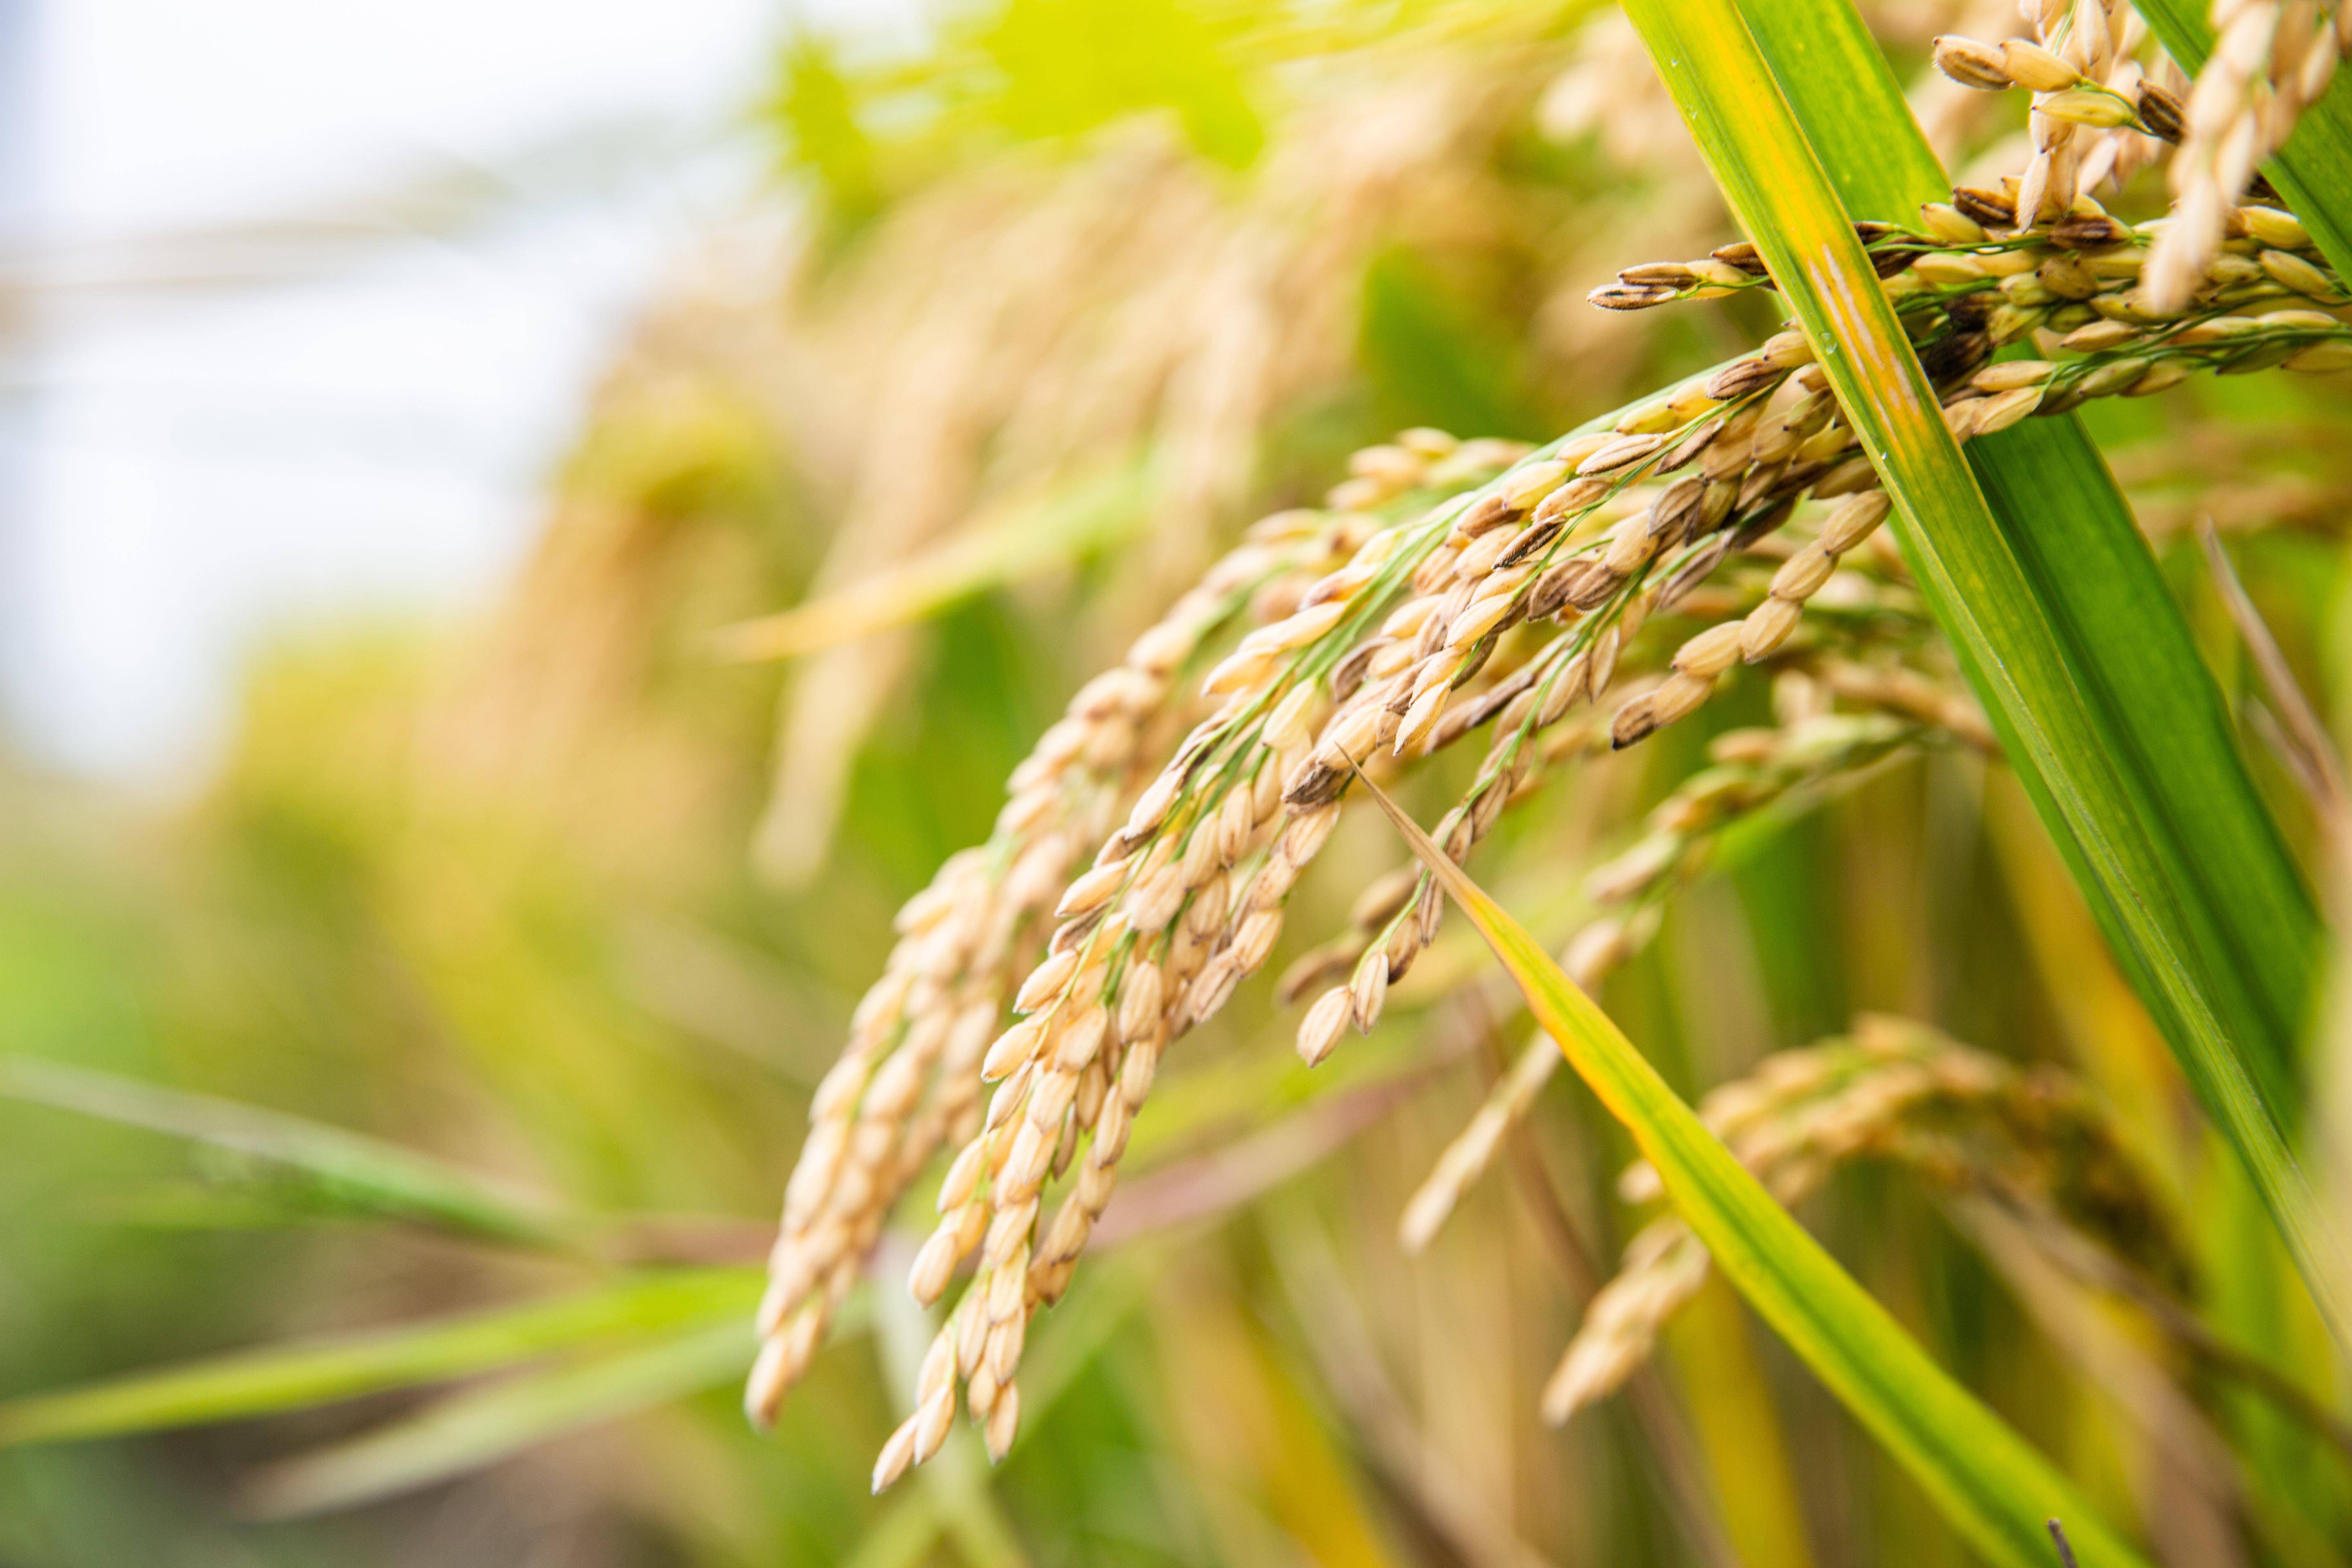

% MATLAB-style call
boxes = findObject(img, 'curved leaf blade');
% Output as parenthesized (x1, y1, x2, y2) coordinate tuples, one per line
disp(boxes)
(1355, 774, 2151, 1568)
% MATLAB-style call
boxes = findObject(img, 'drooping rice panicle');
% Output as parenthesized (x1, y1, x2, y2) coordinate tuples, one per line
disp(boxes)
(867, 366, 1816, 1486)
(1276, 176, 2343, 1198)
(1926, 0, 2344, 310)
(1929, 0, 2172, 220)
(1542, 1016, 2179, 1425)
(750, 491, 1406, 1427)
(1540, 1223, 1714, 1426)
(820, 180, 2347, 1477)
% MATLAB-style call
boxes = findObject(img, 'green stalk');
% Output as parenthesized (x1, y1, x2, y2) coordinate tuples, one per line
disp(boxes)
(1621, 0, 2348, 1344)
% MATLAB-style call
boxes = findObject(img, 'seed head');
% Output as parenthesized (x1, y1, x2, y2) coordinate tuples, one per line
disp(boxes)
(1932, 34, 2013, 89)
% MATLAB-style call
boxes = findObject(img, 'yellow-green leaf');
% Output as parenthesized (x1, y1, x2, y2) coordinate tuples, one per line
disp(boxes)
(1354, 772, 2151, 1568)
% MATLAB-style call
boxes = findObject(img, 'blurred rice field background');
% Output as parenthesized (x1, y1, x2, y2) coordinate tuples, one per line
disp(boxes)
(3, 1, 2352, 1564)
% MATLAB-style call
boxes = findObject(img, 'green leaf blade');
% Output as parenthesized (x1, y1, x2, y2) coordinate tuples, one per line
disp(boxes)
(1963, 418, 2317, 1069)
(1624, 0, 2345, 1346)
(1735, 0, 2319, 1108)
(0, 1269, 762, 1446)
(248, 1317, 755, 1516)
(0, 1056, 574, 1250)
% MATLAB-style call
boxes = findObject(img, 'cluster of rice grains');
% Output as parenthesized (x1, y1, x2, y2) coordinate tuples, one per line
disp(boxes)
(1595, 186, 2350, 403)
(755, 148, 2345, 1487)
(2147, 0, 2346, 308)
(1933, 0, 2180, 224)
(746, 489, 1408, 1426)
(854, 375, 1873, 1486)
(1929, 0, 2346, 310)
(1540, 1018, 2178, 1425)
(762, 323, 1948, 1482)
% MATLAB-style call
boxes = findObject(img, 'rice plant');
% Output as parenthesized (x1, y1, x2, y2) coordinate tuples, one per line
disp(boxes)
(5, 0, 2352, 1564)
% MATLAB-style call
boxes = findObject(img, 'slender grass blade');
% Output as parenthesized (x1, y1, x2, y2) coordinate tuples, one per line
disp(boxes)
(0, 1269, 762, 1446)
(2, 1056, 574, 1250)
(248, 1316, 755, 1516)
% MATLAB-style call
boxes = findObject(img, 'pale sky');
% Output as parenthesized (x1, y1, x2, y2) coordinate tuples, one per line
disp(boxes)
(2, 0, 909, 784)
